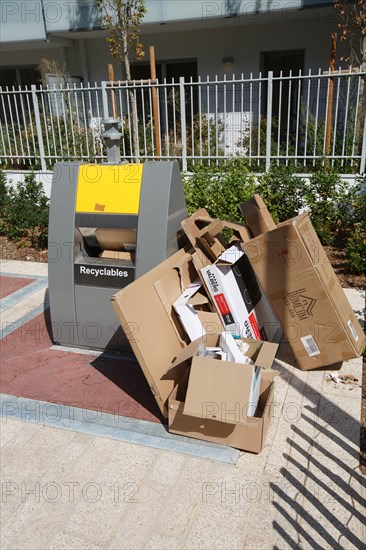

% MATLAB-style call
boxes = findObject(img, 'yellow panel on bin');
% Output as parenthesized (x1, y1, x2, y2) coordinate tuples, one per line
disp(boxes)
(76, 164, 144, 214)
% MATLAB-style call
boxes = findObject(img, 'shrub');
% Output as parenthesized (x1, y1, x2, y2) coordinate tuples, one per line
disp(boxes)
(0, 171, 9, 217)
(183, 158, 256, 222)
(304, 169, 348, 246)
(345, 179, 366, 274)
(0, 172, 49, 249)
(256, 165, 307, 223)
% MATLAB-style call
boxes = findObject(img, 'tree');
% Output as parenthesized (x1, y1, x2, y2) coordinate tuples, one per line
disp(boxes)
(333, 0, 366, 71)
(96, 0, 147, 160)
(334, 1, 366, 163)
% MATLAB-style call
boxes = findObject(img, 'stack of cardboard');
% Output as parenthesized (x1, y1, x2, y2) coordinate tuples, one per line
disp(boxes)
(111, 195, 365, 453)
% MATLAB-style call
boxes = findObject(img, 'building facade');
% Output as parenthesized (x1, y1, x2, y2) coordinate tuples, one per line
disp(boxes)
(1, 0, 343, 87)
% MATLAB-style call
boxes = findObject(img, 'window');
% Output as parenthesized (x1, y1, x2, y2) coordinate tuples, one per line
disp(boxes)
(0, 66, 39, 89)
(261, 50, 305, 136)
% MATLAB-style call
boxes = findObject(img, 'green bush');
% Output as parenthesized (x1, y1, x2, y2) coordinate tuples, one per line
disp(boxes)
(183, 163, 365, 275)
(347, 224, 366, 274)
(183, 158, 256, 222)
(0, 172, 49, 249)
(345, 179, 366, 273)
(0, 171, 9, 217)
(304, 169, 348, 245)
(256, 165, 307, 223)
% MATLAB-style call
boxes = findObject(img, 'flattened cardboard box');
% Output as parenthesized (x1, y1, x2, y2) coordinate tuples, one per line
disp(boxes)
(239, 205, 365, 370)
(111, 247, 278, 452)
(111, 247, 222, 418)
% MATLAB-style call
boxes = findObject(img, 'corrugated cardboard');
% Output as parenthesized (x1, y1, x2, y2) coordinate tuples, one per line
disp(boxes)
(111, 247, 279, 452)
(95, 228, 136, 251)
(111, 247, 222, 417)
(169, 368, 277, 453)
(100, 250, 135, 262)
(239, 194, 277, 236)
(181, 208, 252, 269)
(169, 334, 278, 420)
(240, 200, 365, 369)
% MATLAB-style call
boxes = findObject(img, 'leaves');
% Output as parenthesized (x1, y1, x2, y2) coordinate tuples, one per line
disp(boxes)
(95, 0, 146, 63)
(0, 173, 49, 249)
(333, 0, 366, 68)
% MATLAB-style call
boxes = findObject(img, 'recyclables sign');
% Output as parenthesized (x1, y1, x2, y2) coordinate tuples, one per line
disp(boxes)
(74, 263, 134, 288)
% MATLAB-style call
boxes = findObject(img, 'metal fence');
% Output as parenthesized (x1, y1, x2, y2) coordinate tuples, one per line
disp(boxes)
(1, 69, 365, 173)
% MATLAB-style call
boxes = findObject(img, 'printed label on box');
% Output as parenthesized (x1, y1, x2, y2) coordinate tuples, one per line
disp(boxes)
(347, 319, 359, 342)
(300, 335, 320, 357)
(284, 288, 317, 321)
(213, 294, 235, 326)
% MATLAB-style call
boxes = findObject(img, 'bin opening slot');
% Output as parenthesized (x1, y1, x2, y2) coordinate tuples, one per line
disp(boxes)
(78, 227, 136, 265)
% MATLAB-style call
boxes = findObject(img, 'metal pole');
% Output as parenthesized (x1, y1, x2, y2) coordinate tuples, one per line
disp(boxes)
(31, 85, 47, 171)
(101, 81, 109, 119)
(180, 77, 187, 172)
(265, 71, 273, 171)
(150, 45, 161, 158)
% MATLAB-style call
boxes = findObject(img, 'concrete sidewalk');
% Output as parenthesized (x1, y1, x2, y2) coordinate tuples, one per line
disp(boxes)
(1, 261, 365, 549)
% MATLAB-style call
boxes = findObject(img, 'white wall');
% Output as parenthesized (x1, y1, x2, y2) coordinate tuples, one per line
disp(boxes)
(1, 7, 346, 84)
(83, 10, 346, 83)
(4, 170, 357, 201)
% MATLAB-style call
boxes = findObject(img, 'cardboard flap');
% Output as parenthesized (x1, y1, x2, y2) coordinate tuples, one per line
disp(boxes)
(167, 334, 219, 373)
(183, 357, 255, 424)
(111, 248, 196, 418)
(239, 194, 277, 236)
(223, 221, 253, 243)
(182, 210, 226, 268)
(255, 342, 279, 369)
(187, 291, 210, 307)
(153, 253, 197, 341)
(216, 243, 244, 265)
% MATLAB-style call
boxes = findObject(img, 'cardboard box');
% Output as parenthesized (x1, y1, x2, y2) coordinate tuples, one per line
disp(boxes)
(168, 333, 278, 453)
(111, 247, 279, 452)
(100, 250, 135, 262)
(178, 336, 265, 417)
(95, 228, 136, 251)
(240, 200, 365, 370)
(201, 243, 281, 341)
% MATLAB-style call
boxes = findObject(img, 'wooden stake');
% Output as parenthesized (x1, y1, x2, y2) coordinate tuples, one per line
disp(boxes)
(108, 63, 118, 119)
(149, 46, 161, 157)
(325, 33, 337, 163)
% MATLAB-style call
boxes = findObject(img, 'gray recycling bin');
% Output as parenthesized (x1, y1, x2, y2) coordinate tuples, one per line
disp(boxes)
(48, 160, 187, 351)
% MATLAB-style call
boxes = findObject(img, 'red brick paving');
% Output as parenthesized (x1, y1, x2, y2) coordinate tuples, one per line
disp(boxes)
(0, 310, 163, 424)
(0, 276, 36, 299)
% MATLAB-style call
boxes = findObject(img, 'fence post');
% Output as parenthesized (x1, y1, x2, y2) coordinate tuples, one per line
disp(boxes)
(101, 81, 109, 119)
(265, 71, 273, 172)
(31, 85, 46, 171)
(360, 110, 366, 175)
(179, 77, 187, 172)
